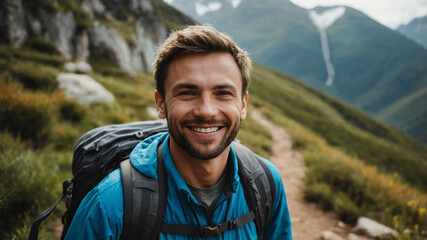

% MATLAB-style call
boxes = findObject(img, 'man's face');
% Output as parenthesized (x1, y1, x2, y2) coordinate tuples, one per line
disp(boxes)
(155, 52, 248, 160)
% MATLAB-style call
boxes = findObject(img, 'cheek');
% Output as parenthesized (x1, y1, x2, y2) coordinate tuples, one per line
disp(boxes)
(220, 101, 244, 119)
(167, 100, 194, 118)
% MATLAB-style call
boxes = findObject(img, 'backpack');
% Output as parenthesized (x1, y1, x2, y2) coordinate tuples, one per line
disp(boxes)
(29, 119, 276, 240)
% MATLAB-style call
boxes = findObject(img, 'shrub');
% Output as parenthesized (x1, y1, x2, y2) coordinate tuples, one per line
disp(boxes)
(262, 109, 427, 237)
(57, 96, 87, 123)
(10, 61, 58, 91)
(0, 133, 59, 239)
(0, 84, 55, 146)
(25, 37, 58, 54)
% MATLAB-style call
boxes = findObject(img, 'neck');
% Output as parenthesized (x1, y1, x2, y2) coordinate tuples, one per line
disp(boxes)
(168, 138, 229, 188)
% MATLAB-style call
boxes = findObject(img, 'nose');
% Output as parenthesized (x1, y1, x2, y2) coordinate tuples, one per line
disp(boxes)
(194, 94, 218, 119)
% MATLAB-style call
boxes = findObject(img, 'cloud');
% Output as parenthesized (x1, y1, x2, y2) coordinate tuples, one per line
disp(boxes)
(289, 0, 427, 29)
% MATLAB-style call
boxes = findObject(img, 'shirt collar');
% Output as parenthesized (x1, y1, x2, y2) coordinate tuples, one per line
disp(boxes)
(162, 135, 240, 203)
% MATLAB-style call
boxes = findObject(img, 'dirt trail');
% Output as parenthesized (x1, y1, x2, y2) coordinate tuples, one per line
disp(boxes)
(251, 110, 351, 240)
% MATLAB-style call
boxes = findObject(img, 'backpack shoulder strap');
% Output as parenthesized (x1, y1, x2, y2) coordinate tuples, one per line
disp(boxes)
(232, 142, 276, 240)
(120, 142, 167, 240)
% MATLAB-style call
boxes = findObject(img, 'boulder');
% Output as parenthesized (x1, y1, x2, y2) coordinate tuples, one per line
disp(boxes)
(64, 62, 77, 73)
(347, 233, 370, 240)
(64, 61, 92, 74)
(321, 230, 343, 240)
(57, 73, 114, 105)
(355, 217, 398, 238)
(75, 61, 92, 73)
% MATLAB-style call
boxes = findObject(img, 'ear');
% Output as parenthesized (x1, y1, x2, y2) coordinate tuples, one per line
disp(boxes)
(240, 92, 248, 120)
(155, 90, 166, 119)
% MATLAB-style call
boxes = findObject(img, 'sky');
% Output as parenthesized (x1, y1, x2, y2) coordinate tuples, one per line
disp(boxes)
(289, 0, 427, 29)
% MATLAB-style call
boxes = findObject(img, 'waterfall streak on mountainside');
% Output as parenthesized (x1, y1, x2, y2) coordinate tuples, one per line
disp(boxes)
(319, 31, 335, 86)
(309, 7, 346, 86)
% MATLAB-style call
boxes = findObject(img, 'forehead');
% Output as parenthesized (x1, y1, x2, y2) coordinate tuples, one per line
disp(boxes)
(165, 52, 242, 92)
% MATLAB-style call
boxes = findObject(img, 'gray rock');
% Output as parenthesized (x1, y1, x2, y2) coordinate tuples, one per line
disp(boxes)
(89, 22, 133, 72)
(75, 61, 92, 73)
(57, 73, 114, 105)
(355, 217, 398, 238)
(27, 16, 42, 36)
(64, 61, 92, 73)
(347, 233, 370, 240)
(64, 62, 77, 73)
(321, 230, 343, 240)
(74, 31, 90, 61)
(129, 0, 153, 13)
(40, 11, 76, 59)
(2, 0, 28, 46)
(81, 0, 106, 19)
(133, 19, 167, 72)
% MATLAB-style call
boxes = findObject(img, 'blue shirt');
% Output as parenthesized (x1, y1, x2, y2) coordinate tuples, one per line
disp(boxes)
(65, 133, 292, 239)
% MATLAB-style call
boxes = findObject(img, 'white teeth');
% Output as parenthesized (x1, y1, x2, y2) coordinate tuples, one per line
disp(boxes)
(192, 127, 219, 133)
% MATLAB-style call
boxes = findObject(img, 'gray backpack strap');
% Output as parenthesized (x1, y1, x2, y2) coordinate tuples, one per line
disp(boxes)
(232, 142, 276, 240)
(120, 142, 167, 240)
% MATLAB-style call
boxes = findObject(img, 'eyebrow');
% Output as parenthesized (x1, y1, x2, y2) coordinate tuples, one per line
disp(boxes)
(213, 84, 238, 93)
(172, 83, 199, 93)
(172, 83, 238, 93)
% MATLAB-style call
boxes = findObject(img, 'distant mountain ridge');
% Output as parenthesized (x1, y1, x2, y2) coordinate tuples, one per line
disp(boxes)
(164, 0, 427, 143)
(397, 15, 427, 49)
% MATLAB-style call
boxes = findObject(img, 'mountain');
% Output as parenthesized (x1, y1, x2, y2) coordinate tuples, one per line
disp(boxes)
(397, 15, 427, 49)
(0, 0, 194, 72)
(164, 0, 427, 143)
(1, 1, 427, 238)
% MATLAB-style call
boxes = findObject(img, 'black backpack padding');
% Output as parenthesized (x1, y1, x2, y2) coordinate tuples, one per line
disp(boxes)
(61, 119, 169, 239)
(29, 120, 276, 240)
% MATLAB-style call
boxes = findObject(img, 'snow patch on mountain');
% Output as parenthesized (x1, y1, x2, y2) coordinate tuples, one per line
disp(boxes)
(309, 7, 346, 86)
(195, 2, 222, 16)
(230, 0, 242, 8)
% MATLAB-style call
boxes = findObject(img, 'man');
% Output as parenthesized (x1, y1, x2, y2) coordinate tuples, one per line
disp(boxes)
(65, 25, 292, 239)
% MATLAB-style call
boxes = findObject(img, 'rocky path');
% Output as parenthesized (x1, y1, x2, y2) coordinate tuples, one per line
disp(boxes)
(251, 110, 353, 240)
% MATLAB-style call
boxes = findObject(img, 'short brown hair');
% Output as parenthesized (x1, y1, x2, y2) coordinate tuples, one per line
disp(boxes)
(153, 25, 252, 98)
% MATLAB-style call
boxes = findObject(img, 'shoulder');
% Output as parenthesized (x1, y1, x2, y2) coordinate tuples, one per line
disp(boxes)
(77, 168, 124, 220)
(96, 169, 124, 213)
(65, 169, 124, 239)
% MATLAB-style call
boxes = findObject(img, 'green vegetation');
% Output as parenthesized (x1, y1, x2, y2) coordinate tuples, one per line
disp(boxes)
(260, 108, 427, 238)
(250, 64, 427, 191)
(2, 2, 427, 239)
(25, 0, 91, 32)
(0, 133, 66, 239)
(0, 37, 265, 238)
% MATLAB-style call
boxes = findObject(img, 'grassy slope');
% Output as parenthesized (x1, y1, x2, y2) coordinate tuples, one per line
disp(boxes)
(249, 64, 427, 190)
(1, 1, 427, 237)
(377, 88, 427, 143)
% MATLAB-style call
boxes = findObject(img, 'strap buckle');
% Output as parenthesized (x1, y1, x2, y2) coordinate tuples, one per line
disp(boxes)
(202, 225, 220, 238)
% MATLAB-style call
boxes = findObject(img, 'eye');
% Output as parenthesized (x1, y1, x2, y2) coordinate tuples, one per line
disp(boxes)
(178, 90, 196, 96)
(216, 91, 233, 96)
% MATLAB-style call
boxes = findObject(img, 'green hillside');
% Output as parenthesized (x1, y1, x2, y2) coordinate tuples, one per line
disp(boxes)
(250, 64, 427, 189)
(166, 0, 427, 143)
(377, 88, 427, 143)
(2, 42, 427, 238)
(1, 1, 427, 239)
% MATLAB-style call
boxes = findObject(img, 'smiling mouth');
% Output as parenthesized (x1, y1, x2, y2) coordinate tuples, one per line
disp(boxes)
(189, 127, 221, 133)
